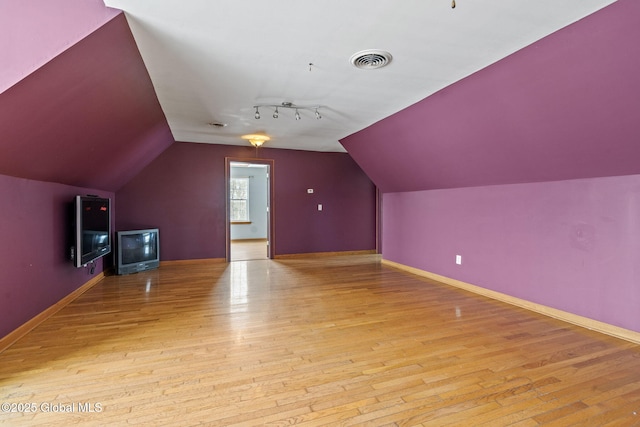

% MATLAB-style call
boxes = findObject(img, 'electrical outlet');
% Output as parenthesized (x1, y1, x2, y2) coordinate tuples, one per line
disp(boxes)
(456, 255, 462, 265)
(307, 188, 314, 194)
(318, 204, 323, 211)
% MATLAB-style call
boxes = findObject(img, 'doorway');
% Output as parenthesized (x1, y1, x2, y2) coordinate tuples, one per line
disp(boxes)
(225, 157, 274, 262)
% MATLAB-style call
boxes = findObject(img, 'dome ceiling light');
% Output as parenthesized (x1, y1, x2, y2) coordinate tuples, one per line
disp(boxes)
(241, 134, 270, 147)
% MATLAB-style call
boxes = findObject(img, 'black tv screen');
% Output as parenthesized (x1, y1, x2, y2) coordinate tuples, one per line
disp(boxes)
(74, 196, 111, 268)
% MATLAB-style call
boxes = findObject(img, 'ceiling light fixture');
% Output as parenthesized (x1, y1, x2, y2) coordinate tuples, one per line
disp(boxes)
(253, 102, 323, 121)
(241, 134, 270, 147)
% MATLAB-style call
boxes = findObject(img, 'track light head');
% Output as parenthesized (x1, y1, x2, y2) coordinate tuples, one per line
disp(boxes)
(251, 103, 322, 121)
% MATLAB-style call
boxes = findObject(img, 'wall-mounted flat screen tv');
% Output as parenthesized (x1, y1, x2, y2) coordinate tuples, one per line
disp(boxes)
(73, 195, 111, 268)
(116, 228, 160, 275)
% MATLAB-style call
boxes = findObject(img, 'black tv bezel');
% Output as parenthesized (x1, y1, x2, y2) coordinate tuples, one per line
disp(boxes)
(73, 195, 112, 268)
(115, 228, 160, 275)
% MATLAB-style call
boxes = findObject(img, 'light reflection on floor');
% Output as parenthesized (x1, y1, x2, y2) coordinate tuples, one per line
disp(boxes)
(229, 261, 248, 307)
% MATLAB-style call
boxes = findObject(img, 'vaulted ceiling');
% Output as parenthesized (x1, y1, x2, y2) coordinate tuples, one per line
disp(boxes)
(103, 0, 615, 153)
(2, 0, 638, 194)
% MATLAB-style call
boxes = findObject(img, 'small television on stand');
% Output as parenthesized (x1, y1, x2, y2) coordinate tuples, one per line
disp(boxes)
(72, 195, 111, 268)
(115, 228, 160, 275)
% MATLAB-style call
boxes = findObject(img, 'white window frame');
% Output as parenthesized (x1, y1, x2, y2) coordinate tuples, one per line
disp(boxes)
(230, 177, 250, 223)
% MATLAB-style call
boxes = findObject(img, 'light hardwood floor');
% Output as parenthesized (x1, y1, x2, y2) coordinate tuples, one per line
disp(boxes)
(231, 239, 269, 261)
(1, 255, 639, 426)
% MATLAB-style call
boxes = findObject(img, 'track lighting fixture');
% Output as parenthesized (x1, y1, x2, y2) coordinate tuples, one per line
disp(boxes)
(252, 102, 323, 121)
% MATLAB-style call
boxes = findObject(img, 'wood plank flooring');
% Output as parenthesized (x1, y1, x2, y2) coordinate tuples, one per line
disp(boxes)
(1, 255, 639, 426)
(231, 239, 269, 261)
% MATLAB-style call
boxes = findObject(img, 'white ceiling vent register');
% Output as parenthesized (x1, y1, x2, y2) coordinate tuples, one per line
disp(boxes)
(350, 50, 393, 70)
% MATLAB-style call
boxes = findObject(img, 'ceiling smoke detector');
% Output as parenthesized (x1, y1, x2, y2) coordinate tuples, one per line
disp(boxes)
(350, 49, 393, 70)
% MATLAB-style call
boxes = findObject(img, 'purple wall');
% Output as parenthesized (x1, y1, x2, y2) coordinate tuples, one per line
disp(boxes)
(116, 143, 376, 260)
(0, 0, 119, 93)
(0, 174, 114, 338)
(382, 175, 640, 332)
(0, 13, 173, 192)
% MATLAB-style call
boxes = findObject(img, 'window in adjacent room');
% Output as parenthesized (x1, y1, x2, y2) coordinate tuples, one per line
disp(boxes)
(230, 177, 250, 223)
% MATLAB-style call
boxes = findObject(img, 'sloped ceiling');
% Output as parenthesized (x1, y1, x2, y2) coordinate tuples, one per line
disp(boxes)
(342, 0, 640, 192)
(103, 0, 614, 153)
(1, 1, 636, 194)
(0, 0, 119, 94)
(0, 13, 173, 192)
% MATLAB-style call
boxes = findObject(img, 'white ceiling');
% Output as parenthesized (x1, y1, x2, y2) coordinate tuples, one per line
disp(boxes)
(103, 0, 615, 153)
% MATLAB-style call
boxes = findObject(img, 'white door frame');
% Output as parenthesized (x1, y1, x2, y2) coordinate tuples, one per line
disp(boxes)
(225, 157, 275, 262)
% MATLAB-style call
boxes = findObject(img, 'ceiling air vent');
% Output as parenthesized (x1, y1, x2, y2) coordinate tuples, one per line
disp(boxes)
(350, 49, 392, 70)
